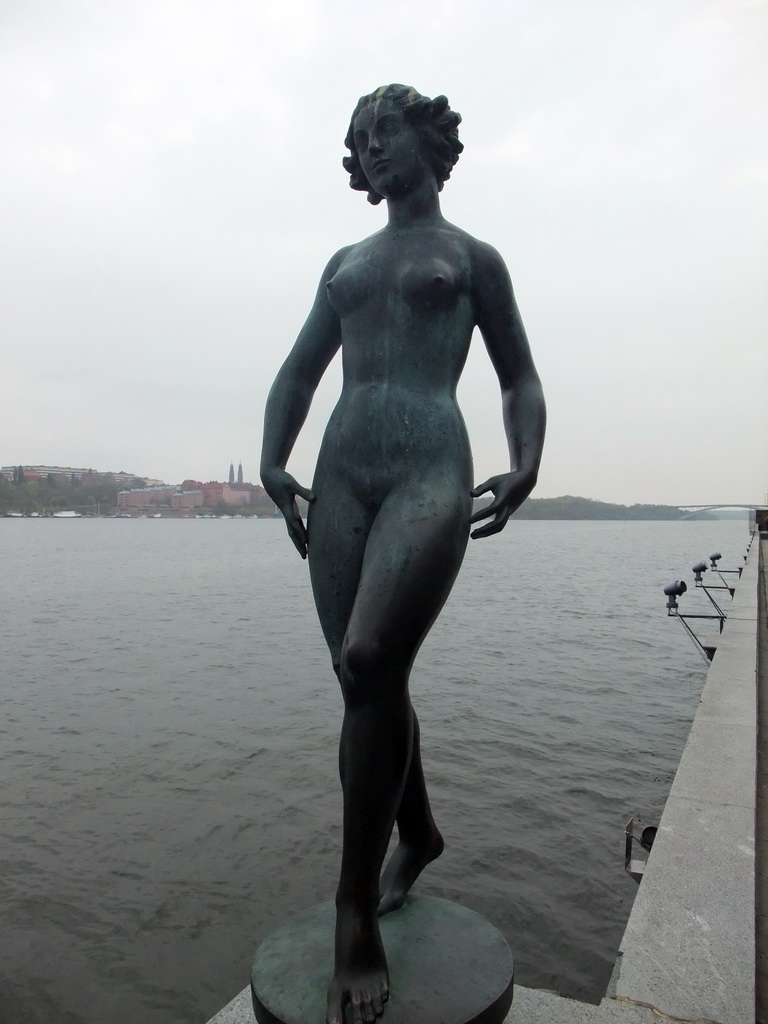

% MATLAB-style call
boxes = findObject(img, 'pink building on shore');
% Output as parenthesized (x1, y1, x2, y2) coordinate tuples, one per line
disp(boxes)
(181, 472, 269, 508)
(170, 490, 203, 510)
(115, 465, 269, 513)
(117, 486, 176, 511)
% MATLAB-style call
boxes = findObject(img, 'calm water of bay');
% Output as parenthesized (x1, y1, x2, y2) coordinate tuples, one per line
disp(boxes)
(0, 517, 749, 1024)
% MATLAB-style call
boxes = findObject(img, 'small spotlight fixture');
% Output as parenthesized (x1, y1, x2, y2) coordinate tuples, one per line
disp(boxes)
(663, 579, 687, 612)
(709, 552, 722, 569)
(692, 561, 708, 584)
(624, 817, 658, 883)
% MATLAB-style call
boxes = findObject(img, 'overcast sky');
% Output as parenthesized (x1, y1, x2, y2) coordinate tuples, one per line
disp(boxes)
(2, 0, 766, 505)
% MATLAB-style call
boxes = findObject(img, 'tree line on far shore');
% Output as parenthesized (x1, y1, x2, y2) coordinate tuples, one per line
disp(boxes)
(502, 494, 720, 520)
(0, 471, 133, 515)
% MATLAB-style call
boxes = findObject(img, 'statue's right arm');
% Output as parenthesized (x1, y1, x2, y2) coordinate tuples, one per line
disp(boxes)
(260, 249, 348, 559)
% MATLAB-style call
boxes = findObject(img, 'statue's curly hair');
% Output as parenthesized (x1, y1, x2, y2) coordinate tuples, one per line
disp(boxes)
(343, 84, 463, 205)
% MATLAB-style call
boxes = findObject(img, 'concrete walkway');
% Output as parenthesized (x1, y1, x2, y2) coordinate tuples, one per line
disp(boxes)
(609, 535, 758, 1024)
(756, 536, 767, 1023)
(207, 533, 762, 1024)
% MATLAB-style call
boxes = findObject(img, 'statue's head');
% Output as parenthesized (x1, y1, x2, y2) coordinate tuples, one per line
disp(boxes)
(343, 85, 463, 205)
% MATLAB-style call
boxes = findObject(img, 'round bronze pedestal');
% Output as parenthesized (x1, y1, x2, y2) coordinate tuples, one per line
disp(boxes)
(251, 895, 514, 1024)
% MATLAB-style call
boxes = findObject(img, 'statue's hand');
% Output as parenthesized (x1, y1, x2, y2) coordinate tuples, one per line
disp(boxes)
(261, 467, 315, 559)
(469, 470, 536, 539)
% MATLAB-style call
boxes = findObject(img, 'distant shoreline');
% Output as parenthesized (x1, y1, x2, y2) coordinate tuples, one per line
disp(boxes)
(479, 495, 738, 521)
(1, 477, 747, 522)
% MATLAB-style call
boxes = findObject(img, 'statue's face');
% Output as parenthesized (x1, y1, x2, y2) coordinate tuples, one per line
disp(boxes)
(352, 99, 431, 200)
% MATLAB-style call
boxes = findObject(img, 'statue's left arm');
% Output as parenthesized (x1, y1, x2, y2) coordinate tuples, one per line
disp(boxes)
(469, 241, 546, 539)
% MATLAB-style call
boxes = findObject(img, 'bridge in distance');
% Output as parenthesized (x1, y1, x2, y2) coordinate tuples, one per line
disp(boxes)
(675, 503, 762, 519)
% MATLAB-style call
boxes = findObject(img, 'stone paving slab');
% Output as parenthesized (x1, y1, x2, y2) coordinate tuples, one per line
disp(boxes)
(695, 663, 757, 728)
(207, 988, 250, 1024)
(670, 719, 755, 804)
(729, 558, 758, 619)
(710, 616, 758, 636)
(615, 798, 754, 1024)
(510, 989, 655, 1023)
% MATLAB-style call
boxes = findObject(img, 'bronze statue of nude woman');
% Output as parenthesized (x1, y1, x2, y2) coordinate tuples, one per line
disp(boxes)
(260, 84, 546, 1024)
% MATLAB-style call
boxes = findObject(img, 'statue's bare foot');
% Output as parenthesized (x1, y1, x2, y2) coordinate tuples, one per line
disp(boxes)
(326, 907, 389, 1024)
(378, 827, 444, 916)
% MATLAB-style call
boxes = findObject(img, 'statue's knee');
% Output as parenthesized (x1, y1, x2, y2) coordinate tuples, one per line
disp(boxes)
(340, 635, 410, 709)
(340, 636, 386, 702)
(341, 635, 381, 678)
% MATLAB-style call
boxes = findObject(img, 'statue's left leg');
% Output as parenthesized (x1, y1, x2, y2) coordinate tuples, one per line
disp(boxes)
(378, 707, 445, 915)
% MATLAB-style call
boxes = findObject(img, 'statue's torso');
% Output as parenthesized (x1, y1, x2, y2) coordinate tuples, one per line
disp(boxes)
(317, 223, 477, 498)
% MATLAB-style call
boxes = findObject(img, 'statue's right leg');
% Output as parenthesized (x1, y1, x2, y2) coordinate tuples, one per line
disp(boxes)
(309, 484, 444, 916)
(307, 481, 373, 780)
(308, 486, 392, 1024)
(307, 492, 369, 667)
